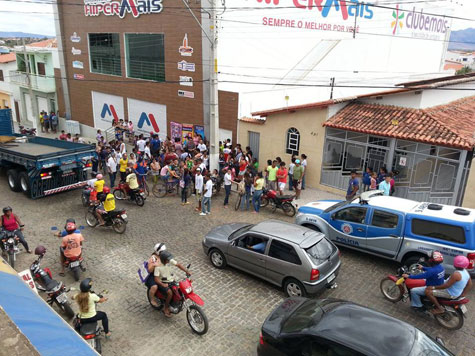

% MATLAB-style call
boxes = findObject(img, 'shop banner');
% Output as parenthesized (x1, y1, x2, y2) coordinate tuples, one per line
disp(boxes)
(170, 122, 182, 142)
(182, 124, 194, 142)
(92, 91, 124, 130)
(127, 98, 167, 138)
(194, 125, 205, 141)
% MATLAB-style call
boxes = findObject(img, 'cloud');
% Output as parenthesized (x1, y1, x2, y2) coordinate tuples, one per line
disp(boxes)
(0, 1, 55, 36)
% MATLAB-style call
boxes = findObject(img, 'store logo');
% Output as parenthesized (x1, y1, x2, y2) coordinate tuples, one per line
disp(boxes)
(73, 74, 85, 80)
(405, 6, 448, 33)
(177, 60, 195, 72)
(70, 32, 81, 42)
(101, 103, 119, 123)
(84, 0, 163, 18)
(72, 60, 84, 69)
(72, 47, 81, 55)
(391, 5, 404, 35)
(178, 90, 194, 99)
(257, 0, 374, 20)
(341, 223, 353, 234)
(137, 112, 159, 132)
(179, 34, 193, 56)
(179, 76, 193, 87)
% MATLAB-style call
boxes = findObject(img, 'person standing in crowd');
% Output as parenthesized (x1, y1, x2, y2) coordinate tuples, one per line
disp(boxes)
(223, 168, 232, 208)
(150, 135, 160, 157)
(370, 171, 377, 190)
(144, 142, 151, 161)
(119, 153, 128, 182)
(200, 174, 213, 216)
(136, 135, 146, 155)
(300, 154, 307, 190)
(197, 139, 207, 154)
(238, 155, 247, 179)
(181, 169, 191, 206)
(39, 111, 45, 133)
(59, 130, 68, 141)
(346, 170, 360, 201)
(150, 158, 161, 188)
(379, 175, 392, 196)
(106, 152, 117, 188)
(288, 158, 295, 191)
(292, 159, 304, 200)
(50, 112, 58, 133)
(252, 172, 265, 213)
(377, 167, 387, 184)
(363, 167, 372, 192)
(118, 139, 126, 157)
(266, 160, 278, 191)
(240, 172, 253, 211)
(276, 162, 288, 196)
(195, 168, 203, 212)
(43, 112, 50, 133)
(389, 172, 396, 196)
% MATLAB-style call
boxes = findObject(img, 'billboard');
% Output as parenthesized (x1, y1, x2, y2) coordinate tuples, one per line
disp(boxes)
(91, 91, 124, 130)
(127, 98, 167, 138)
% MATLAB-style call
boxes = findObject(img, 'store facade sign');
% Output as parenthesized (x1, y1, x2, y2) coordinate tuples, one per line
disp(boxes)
(178, 90, 194, 99)
(92, 91, 124, 130)
(84, 0, 163, 18)
(70, 32, 81, 42)
(179, 76, 193, 87)
(179, 34, 193, 56)
(72, 60, 84, 69)
(71, 47, 81, 55)
(73, 74, 85, 80)
(19, 269, 38, 293)
(127, 98, 167, 138)
(177, 60, 195, 72)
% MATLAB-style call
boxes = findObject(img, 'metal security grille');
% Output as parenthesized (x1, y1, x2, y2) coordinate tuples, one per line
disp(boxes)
(286, 127, 300, 156)
(248, 131, 260, 160)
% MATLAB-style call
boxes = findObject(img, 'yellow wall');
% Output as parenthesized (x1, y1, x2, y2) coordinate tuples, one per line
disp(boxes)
(238, 108, 343, 197)
(0, 92, 11, 109)
(463, 165, 475, 209)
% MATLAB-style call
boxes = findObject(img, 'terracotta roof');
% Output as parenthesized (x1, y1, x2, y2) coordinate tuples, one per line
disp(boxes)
(323, 96, 475, 150)
(443, 61, 464, 71)
(29, 39, 57, 49)
(396, 72, 475, 87)
(0, 52, 16, 63)
(239, 117, 265, 124)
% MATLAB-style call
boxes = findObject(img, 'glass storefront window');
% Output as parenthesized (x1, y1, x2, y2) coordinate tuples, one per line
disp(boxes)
(125, 33, 165, 82)
(89, 33, 121, 76)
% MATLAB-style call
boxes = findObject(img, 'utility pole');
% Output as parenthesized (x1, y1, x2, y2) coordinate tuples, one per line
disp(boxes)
(21, 38, 38, 129)
(209, 0, 220, 171)
(329, 77, 335, 99)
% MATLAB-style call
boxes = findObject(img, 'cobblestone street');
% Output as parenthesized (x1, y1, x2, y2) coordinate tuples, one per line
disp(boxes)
(2, 176, 474, 356)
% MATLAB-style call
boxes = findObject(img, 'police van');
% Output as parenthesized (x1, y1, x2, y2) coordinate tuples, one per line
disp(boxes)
(295, 191, 475, 276)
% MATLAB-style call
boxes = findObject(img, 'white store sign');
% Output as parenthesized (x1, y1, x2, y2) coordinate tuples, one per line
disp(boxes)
(127, 98, 167, 139)
(91, 91, 125, 130)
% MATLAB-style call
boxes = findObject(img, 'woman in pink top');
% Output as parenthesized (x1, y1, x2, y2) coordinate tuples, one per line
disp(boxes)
(369, 172, 377, 190)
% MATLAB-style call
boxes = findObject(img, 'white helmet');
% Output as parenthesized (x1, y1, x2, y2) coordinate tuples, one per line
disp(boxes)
(154, 243, 166, 254)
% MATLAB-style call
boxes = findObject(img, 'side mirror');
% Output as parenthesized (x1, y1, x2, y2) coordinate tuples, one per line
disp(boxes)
(331, 213, 336, 220)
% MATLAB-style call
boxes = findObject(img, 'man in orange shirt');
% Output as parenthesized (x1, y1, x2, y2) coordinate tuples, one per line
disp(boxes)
(56, 219, 84, 276)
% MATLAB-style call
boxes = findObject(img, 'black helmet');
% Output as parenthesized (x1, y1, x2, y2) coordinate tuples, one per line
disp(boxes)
(3, 206, 12, 214)
(34, 245, 46, 256)
(80, 278, 93, 293)
(65, 218, 77, 234)
(159, 250, 173, 265)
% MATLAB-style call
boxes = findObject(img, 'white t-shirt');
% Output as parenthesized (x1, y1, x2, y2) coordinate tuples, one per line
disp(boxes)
(199, 162, 206, 172)
(223, 147, 231, 156)
(195, 174, 204, 193)
(197, 143, 207, 153)
(224, 172, 232, 186)
(107, 157, 117, 173)
(301, 159, 307, 171)
(289, 163, 295, 175)
(204, 179, 213, 198)
(137, 139, 146, 152)
(144, 146, 151, 159)
(119, 142, 126, 156)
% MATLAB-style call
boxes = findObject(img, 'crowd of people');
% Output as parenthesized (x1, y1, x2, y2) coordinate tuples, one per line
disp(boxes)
(39, 110, 59, 134)
(346, 166, 398, 201)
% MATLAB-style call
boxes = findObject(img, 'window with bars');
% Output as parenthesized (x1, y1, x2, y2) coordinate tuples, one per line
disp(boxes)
(89, 33, 122, 76)
(286, 127, 300, 156)
(125, 33, 165, 82)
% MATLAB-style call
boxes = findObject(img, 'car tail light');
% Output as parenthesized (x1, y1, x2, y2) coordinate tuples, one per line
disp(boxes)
(259, 332, 265, 345)
(84, 334, 95, 340)
(85, 161, 92, 168)
(467, 253, 475, 269)
(310, 269, 320, 281)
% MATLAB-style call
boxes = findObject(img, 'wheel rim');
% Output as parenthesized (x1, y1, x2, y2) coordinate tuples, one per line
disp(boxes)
(435, 308, 461, 329)
(380, 279, 401, 300)
(287, 282, 302, 297)
(85, 213, 98, 227)
(211, 252, 223, 267)
(188, 308, 205, 333)
(20, 176, 28, 191)
(8, 175, 15, 188)
(113, 219, 126, 233)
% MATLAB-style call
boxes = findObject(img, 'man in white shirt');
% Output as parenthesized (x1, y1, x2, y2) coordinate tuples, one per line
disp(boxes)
(197, 139, 207, 154)
(223, 169, 232, 208)
(106, 153, 118, 187)
(119, 139, 126, 157)
(144, 142, 151, 160)
(137, 134, 146, 153)
(194, 168, 203, 212)
(200, 174, 213, 216)
(198, 159, 206, 174)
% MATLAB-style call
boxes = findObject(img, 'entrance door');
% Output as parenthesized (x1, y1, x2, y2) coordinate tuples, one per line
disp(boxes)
(366, 146, 388, 174)
(14, 100, 21, 123)
(248, 131, 260, 160)
(37, 96, 48, 113)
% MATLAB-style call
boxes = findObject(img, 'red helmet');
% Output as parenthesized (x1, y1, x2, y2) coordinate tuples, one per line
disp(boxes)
(430, 251, 444, 263)
(103, 186, 111, 194)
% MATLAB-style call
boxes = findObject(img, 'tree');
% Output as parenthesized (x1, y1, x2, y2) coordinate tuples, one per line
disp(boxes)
(456, 66, 473, 75)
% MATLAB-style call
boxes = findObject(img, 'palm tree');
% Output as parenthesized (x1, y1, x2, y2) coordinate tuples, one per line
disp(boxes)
(456, 66, 472, 75)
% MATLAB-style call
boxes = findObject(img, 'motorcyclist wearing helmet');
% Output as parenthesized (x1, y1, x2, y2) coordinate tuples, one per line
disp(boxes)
(153, 250, 191, 317)
(402, 251, 445, 311)
(145, 243, 167, 307)
(96, 186, 115, 226)
(125, 168, 140, 200)
(0, 206, 31, 253)
(55, 219, 84, 276)
(74, 278, 111, 338)
(426, 255, 472, 315)
(94, 174, 105, 201)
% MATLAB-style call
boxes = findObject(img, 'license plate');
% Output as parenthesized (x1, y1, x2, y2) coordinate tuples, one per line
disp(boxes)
(327, 273, 336, 284)
(70, 261, 80, 268)
(121, 214, 127, 219)
(460, 304, 467, 314)
(56, 293, 67, 303)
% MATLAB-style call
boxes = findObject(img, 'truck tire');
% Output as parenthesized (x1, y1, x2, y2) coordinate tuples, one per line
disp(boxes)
(19, 171, 31, 196)
(7, 169, 21, 192)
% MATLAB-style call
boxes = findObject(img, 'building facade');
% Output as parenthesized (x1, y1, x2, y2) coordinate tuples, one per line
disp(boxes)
(0, 52, 19, 120)
(55, 0, 237, 141)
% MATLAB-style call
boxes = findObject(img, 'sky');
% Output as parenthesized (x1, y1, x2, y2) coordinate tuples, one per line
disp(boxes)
(0, 0, 474, 36)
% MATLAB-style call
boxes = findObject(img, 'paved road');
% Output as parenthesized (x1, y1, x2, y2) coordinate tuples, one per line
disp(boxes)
(2, 177, 474, 356)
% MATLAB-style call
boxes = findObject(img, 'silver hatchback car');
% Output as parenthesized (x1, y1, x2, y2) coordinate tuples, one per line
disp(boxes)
(202, 220, 341, 297)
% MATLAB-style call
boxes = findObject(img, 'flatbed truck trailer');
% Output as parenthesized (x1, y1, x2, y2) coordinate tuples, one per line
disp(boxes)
(0, 108, 96, 199)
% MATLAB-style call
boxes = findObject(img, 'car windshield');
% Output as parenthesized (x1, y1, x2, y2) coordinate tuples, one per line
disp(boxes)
(228, 225, 253, 241)
(305, 238, 334, 264)
(281, 299, 323, 333)
(409, 331, 454, 356)
(323, 200, 349, 213)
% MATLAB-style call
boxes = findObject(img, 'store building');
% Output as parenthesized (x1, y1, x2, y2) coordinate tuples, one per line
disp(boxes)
(54, 0, 237, 141)
(0, 52, 19, 120)
(240, 73, 475, 208)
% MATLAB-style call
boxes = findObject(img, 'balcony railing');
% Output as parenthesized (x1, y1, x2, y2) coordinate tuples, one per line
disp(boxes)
(9, 70, 56, 93)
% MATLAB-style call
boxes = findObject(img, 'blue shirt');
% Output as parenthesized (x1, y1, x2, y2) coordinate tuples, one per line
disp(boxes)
(362, 172, 371, 185)
(60, 229, 81, 237)
(347, 178, 359, 196)
(409, 264, 444, 287)
(250, 242, 267, 254)
(151, 139, 160, 151)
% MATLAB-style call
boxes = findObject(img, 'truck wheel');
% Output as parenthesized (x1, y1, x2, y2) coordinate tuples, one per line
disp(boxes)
(19, 171, 31, 195)
(402, 255, 427, 273)
(7, 169, 21, 192)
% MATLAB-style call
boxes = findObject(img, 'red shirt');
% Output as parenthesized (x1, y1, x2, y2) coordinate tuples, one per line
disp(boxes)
(239, 161, 247, 172)
(2, 214, 19, 231)
(277, 168, 288, 184)
(59, 133, 68, 141)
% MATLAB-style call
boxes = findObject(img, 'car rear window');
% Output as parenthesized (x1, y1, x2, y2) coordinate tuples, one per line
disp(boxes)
(305, 238, 334, 264)
(281, 299, 323, 333)
(411, 219, 466, 244)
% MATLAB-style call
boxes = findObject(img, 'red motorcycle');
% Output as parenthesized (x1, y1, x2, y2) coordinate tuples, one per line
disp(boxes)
(145, 264, 208, 335)
(113, 182, 146, 206)
(380, 265, 470, 330)
(260, 188, 296, 217)
(19, 125, 37, 136)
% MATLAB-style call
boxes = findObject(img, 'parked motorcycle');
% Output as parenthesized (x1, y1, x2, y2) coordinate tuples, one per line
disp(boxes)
(19, 125, 37, 136)
(380, 265, 470, 330)
(113, 182, 146, 207)
(1, 229, 20, 268)
(260, 188, 297, 217)
(144, 263, 208, 335)
(85, 204, 127, 234)
(30, 248, 75, 318)
(74, 290, 106, 354)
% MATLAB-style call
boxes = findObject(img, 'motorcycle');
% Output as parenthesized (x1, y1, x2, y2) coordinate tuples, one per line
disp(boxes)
(82, 186, 94, 207)
(113, 182, 146, 207)
(51, 226, 86, 281)
(1, 229, 20, 269)
(30, 254, 75, 318)
(380, 265, 470, 330)
(85, 204, 127, 234)
(144, 263, 208, 335)
(260, 188, 297, 217)
(74, 290, 106, 354)
(19, 125, 37, 136)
